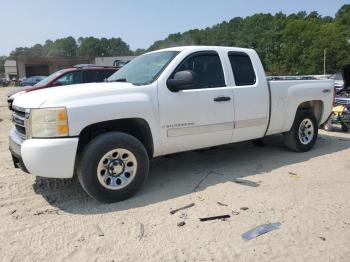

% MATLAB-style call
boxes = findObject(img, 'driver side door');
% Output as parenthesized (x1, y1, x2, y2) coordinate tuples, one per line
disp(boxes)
(158, 51, 235, 155)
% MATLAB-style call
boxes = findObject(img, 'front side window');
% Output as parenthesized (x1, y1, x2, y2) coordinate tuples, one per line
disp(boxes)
(173, 52, 225, 89)
(108, 51, 179, 85)
(228, 52, 256, 86)
(57, 71, 82, 85)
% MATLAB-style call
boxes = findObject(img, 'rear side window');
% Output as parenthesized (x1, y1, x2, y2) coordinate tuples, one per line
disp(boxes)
(99, 70, 115, 81)
(174, 52, 226, 89)
(228, 52, 256, 86)
(84, 70, 116, 83)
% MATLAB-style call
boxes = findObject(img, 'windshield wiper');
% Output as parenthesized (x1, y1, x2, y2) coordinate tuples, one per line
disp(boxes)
(108, 78, 128, 83)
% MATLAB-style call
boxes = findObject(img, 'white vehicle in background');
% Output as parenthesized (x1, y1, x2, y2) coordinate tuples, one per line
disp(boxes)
(9, 46, 334, 202)
(330, 72, 344, 92)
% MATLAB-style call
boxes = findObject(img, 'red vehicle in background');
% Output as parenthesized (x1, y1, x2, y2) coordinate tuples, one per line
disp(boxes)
(7, 65, 118, 109)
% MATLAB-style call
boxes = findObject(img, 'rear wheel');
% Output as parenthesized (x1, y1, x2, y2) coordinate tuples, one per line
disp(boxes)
(284, 110, 318, 152)
(77, 132, 149, 203)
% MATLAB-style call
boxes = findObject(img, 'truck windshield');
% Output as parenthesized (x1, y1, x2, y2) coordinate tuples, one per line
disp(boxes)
(108, 51, 179, 85)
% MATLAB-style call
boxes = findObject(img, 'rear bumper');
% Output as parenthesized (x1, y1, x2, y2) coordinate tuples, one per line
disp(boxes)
(9, 128, 79, 179)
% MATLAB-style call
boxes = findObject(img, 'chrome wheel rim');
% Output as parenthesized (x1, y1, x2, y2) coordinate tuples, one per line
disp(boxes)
(298, 118, 314, 145)
(97, 148, 137, 190)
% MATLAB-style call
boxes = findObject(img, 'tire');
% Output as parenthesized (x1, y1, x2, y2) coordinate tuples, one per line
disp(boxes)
(284, 110, 318, 152)
(77, 132, 149, 203)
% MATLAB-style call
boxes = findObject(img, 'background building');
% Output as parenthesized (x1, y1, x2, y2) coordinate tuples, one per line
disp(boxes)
(4, 60, 17, 80)
(15, 57, 91, 78)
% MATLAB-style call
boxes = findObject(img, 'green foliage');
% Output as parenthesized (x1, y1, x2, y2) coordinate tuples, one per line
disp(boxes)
(0, 56, 6, 74)
(148, 5, 350, 74)
(7, 5, 350, 75)
(77, 37, 132, 58)
(9, 36, 132, 59)
(134, 48, 146, 55)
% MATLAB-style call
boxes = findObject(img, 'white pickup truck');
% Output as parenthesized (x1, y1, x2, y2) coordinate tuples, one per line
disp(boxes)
(9, 46, 334, 202)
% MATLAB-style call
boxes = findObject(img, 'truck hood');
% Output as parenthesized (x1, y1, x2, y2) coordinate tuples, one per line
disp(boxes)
(12, 82, 136, 109)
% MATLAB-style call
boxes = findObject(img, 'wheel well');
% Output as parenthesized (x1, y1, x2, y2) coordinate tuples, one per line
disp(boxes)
(77, 118, 154, 158)
(297, 100, 324, 124)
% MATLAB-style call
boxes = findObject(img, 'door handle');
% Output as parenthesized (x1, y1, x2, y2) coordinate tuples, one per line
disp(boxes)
(322, 89, 331, 93)
(214, 96, 231, 102)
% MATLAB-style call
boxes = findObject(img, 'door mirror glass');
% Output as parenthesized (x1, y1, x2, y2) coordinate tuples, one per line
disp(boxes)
(167, 70, 198, 92)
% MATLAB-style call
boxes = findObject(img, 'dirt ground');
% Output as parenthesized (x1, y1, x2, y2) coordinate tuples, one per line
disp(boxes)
(0, 87, 350, 262)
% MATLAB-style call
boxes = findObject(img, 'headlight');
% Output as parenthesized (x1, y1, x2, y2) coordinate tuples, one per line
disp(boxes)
(30, 107, 69, 138)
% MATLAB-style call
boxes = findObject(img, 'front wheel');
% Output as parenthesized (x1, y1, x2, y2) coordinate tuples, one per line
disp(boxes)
(77, 132, 149, 203)
(284, 110, 318, 152)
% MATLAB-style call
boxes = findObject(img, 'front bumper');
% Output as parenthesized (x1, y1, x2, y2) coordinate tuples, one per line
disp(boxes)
(9, 128, 79, 178)
(9, 129, 28, 173)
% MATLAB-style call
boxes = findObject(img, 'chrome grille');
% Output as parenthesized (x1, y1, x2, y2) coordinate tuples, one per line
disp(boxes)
(12, 107, 27, 139)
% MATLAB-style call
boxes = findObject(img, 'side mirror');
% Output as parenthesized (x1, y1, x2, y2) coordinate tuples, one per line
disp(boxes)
(167, 70, 198, 92)
(52, 81, 62, 87)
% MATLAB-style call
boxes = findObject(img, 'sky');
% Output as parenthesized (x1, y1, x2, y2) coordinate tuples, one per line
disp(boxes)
(0, 0, 348, 56)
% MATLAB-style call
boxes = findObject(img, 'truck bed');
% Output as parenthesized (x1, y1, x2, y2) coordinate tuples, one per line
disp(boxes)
(266, 79, 334, 136)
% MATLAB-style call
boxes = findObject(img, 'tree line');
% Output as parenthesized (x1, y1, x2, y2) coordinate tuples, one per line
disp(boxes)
(1, 4, 350, 76)
(148, 5, 350, 75)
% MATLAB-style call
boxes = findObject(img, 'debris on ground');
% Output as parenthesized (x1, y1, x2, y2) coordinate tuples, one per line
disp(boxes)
(179, 213, 187, 219)
(170, 203, 195, 215)
(233, 179, 260, 187)
(319, 236, 326, 241)
(217, 201, 228, 207)
(138, 223, 145, 240)
(34, 209, 59, 216)
(232, 211, 240, 215)
(240, 207, 249, 211)
(199, 215, 230, 222)
(288, 172, 300, 179)
(95, 224, 104, 237)
(177, 221, 186, 227)
(196, 194, 205, 201)
(10, 209, 17, 215)
(242, 222, 281, 241)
